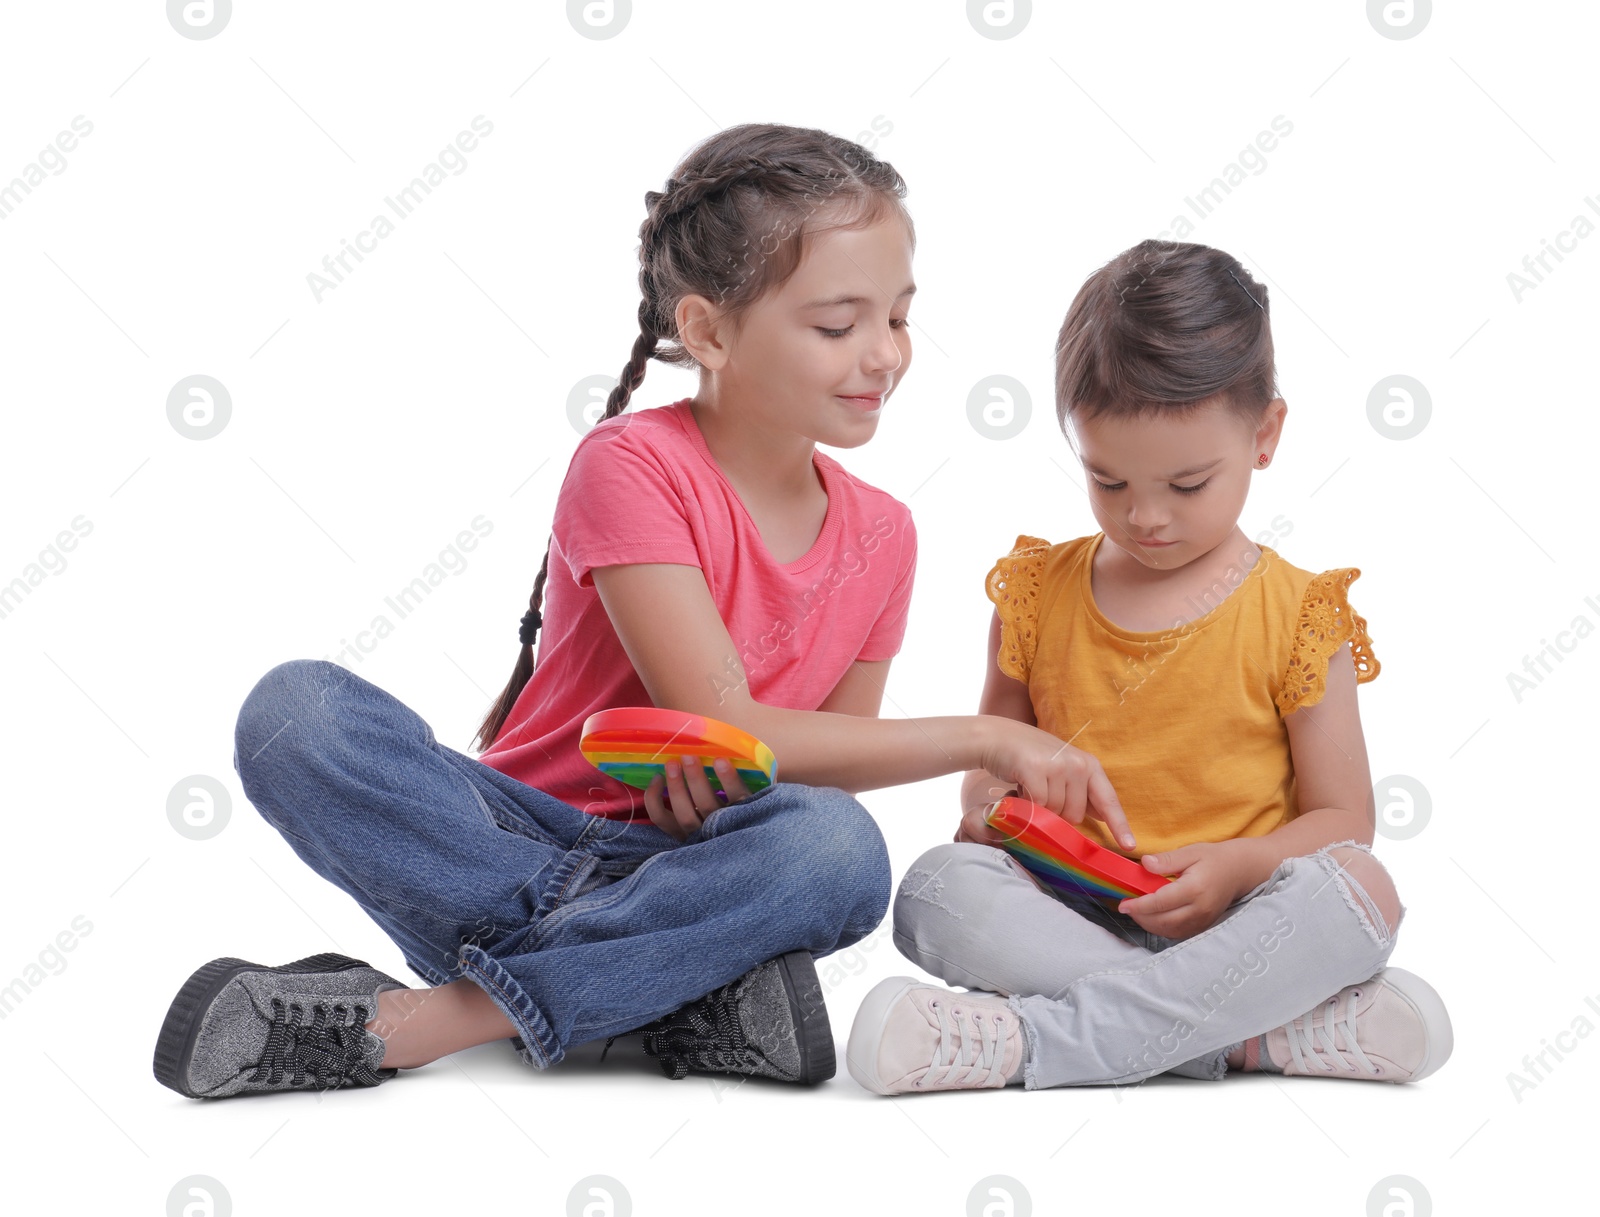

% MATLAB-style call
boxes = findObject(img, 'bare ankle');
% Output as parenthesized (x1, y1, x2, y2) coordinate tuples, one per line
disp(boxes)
(368, 987, 431, 1039)
(365, 979, 517, 1069)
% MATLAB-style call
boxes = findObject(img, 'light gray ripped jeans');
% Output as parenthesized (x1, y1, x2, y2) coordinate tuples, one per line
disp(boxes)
(893, 840, 1403, 1088)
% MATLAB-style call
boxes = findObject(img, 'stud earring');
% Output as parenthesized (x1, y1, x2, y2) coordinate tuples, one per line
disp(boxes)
(1257, 453, 1269, 466)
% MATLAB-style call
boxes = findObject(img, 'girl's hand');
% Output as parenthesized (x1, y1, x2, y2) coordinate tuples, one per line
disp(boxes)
(642, 755, 753, 841)
(979, 720, 1135, 851)
(1116, 839, 1259, 940)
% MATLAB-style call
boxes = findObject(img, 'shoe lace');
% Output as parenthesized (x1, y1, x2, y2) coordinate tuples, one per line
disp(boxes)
(631, 986, 749, 1081)
(1281, 987, 1380, 1076)
(250, 998, 383, 1089)
(916, 998, 1009, 1089)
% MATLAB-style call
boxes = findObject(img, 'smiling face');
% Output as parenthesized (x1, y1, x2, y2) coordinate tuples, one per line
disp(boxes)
(1068, 396, 1286, 571)
(680, 206, 915, 449)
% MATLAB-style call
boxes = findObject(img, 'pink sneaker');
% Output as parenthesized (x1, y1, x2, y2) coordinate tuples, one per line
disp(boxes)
(846, 978, 1025, 1095)
(1260, 968, 1453, 1082)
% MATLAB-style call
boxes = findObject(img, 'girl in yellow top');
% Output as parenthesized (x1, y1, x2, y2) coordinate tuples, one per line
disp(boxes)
(847, 240, 1454, 1094)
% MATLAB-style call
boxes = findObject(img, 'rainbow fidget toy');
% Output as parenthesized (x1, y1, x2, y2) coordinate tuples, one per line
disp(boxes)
(984, 796, 1171, 900)
(579, 707, 778, 797)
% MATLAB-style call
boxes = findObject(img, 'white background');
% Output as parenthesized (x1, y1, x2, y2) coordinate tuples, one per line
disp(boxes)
(2, 2, 1592, 1213)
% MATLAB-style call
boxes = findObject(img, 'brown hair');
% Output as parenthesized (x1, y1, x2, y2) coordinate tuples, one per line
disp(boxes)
(1055, 239, 1277, 430)
(471, 122, 913, 753)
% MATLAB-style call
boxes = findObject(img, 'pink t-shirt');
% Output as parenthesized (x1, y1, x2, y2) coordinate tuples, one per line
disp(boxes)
(477, 399, 918, 821)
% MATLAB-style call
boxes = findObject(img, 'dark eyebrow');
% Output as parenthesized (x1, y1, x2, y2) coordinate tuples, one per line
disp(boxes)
(1085, 457, 1223, 481)
(802, 284, 917, 310)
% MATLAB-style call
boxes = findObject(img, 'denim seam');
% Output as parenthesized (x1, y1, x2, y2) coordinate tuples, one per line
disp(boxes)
(541, 850, 598, 916)
(466, 780, 500, 830)
(456, 948, 559, 1068)
(571, 812, 614, 851)
(523, 854, 602, 950)
(1008, 994, 1043, 1090)
(527, 851, 671, 950)
(572, 811, 649, 854)
(478, 794, 568, 849)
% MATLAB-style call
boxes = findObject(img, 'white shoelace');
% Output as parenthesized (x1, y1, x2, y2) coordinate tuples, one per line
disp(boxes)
(917, 998, 1010, 1088)
(1281, 987, 1380, 1076)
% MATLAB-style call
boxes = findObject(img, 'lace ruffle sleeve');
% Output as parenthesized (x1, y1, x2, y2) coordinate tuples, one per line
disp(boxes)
(984, 535, 1052, 684)
(1276, 568, 1380, 715)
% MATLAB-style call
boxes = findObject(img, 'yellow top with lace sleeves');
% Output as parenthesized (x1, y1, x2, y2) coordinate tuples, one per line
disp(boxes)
(983, 532, 1380, 857)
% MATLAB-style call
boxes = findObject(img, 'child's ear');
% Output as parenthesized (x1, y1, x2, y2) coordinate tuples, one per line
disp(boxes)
(676, 293, 732, 371)
(1254, 398, 1288, 459)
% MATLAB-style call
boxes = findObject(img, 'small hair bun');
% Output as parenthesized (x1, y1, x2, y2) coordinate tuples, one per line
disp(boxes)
(519, 609, 543, 645)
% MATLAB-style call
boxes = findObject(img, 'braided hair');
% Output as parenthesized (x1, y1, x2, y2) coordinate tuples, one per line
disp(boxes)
(471, 123, 912, 753)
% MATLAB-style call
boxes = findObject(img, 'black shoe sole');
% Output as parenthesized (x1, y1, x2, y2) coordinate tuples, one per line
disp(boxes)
(774, 950, 836, 1084)
(152, 952, 370, 1098)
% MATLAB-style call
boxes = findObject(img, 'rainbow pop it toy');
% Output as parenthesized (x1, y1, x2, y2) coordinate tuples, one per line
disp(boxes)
(579, 707, 777, 797)
(985, 795, 1171, 900)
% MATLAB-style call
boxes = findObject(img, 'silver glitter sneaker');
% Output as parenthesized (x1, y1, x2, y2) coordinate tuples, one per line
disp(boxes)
(154, 953, 405, 1098)
(631, 950, 836, 1084)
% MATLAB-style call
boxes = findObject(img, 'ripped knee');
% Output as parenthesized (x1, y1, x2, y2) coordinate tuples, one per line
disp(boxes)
(894, 842, 1025, 926)
(1319, 844, 1402, 943)
(896, 843, 982, 920)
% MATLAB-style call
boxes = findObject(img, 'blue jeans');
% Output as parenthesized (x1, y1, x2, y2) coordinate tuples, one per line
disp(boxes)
(232, 659, 891, 1068)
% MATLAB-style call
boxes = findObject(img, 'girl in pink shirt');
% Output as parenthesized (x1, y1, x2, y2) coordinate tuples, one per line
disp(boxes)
(154, 122, 1132, 1100)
